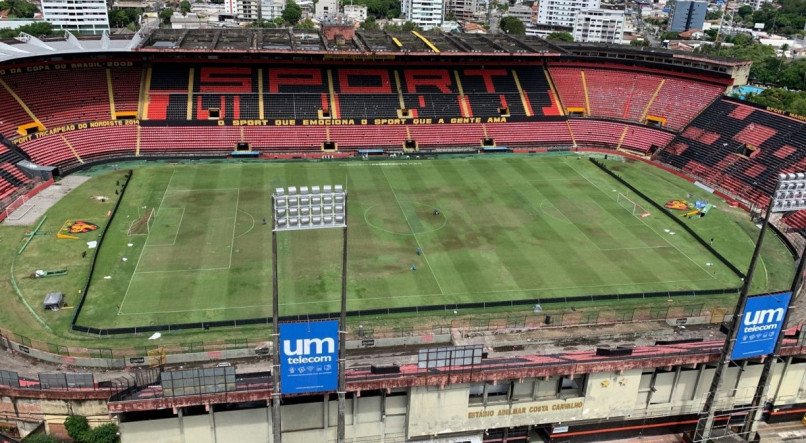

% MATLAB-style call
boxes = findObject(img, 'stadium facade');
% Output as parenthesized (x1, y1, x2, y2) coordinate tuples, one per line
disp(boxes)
(0, 28, 803, 442)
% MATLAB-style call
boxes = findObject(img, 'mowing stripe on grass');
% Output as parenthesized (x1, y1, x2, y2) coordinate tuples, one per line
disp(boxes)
(380, 165, 445, 295)
(117, 169, 175, 315)
(566, 159, 716, 280)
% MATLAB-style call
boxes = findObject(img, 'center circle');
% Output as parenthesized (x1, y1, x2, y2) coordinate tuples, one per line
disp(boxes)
(364, 202, 448, 235)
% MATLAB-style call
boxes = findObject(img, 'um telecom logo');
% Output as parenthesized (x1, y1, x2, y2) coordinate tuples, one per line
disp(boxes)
(283, 337, 336, 364)
(742, 306, 785, 333)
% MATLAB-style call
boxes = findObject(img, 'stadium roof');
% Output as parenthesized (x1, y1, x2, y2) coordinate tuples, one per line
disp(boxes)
(0, 30, 142, 62)
(0, 27, 750, 71)
(139, 28, 565, 55)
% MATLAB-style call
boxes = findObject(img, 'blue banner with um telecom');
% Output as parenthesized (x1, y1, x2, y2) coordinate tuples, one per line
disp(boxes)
(732, 292, 791, 360)
(279, 320, 339, 395)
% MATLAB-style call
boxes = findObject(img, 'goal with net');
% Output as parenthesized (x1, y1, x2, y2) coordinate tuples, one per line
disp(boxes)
(616, 193, 651, 219)
(128, 208, 155, 235)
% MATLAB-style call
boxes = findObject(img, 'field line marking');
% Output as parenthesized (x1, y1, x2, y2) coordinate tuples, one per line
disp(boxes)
(164, 187, 241, 193)
(133, 266, 231, 275)
(565, 159, 716, 280)
(527, 178, 587, 183)
(362, 202, 448, 236)
(169, 207, 185, 246)
(538, 195, 608, 251)
(119, 275, 717, 315)
(737, 221, 768, 290)
(228, 189, 240, 269)
(235, 208, 256, 239)
(119, 303, 272, 315)
(599, 245, 675, 252)
(118, 168, 175, 315)
(380, 166, 445, 295)
(273, 276, 718, 307)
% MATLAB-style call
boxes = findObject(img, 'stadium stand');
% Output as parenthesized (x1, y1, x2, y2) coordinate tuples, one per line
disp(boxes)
(109, 65, 144, 116)
(569, 120, 676, 153)
(21, 125, 137, 166)
(140, 126, 241, 153)
(143, 65, 563, 122)
(656, 98, 806, 212)
(485, 121, 573, 146)
(6, 68, 111, 128)
(0, 144, 30, 201)
(548, 64, 725, 130)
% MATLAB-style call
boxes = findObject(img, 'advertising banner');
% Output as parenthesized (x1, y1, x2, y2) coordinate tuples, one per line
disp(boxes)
(279, 320, 339, 394)
(732, 292, 791, 360)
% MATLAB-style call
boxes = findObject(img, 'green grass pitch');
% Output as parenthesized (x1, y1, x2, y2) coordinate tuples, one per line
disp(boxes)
(63, 154, 790, 329)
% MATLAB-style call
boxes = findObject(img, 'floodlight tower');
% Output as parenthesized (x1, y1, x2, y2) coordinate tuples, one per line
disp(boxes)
(694, 172, 806, 442)
(740, 173, 806, 438)
(271, 185, 349, 443)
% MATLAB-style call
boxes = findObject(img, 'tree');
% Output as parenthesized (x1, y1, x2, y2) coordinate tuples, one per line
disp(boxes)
(282, 0, 301, 25)
(342, 0, 399, 20)
(249, 18, 276, 28)
(747, 0, 805, 36)
(86, 423, 120, 443)
(731, 32, 754, 47)
(159, 7, 174, 25)
(499, 16, 525, 35)
(109, 7, 142, 28)
(744, 88, 806, 116)
(738, 5, 753, 18)
(705, 10, 721, 20)
(65, 415, 91, 442)
(546, 31, 573, 42)
(64, 416, 120, 443)
(0, 21, 54, 39)
(64, 415, 90, 440)
(22, 435, 59, 443)
(659, 31, 679, 41)
(294, 18, 316, 31)
(630, 39, 650, 47)
(360, 16, 379, 31)
(401, 21, 418, 32)
(0, 0, 38, 18)
(179, 0, 191, 15)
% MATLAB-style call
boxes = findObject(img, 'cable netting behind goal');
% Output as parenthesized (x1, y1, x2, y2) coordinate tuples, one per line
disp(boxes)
(128, 208, 155, 235)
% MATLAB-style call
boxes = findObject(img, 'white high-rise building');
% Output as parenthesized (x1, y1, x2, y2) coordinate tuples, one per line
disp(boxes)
(343, 4, 368, 22)
(225, 0, 284, 21)
(572, 8, 624, 43)
(315, 0, 339, 18)
(41, 0, 109, 35)
(402, 0, 444, 30)
(537, 0, 600, 28)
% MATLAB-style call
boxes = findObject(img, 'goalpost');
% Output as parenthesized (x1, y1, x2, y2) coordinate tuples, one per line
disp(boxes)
(128, 208, 155, 235)
(616, 193, 651, 219)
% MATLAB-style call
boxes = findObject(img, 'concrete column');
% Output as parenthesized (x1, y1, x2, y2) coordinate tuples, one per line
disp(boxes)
(209, 406, 217, 443)
(178, 408, 185, 443)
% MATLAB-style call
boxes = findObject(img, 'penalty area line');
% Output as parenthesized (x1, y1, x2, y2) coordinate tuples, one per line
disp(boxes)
(565, 159, 718, 280)
(117, 169, 174, 315)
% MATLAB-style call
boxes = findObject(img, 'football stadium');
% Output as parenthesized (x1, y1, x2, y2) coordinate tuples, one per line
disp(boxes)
(0, 27, 805, 443)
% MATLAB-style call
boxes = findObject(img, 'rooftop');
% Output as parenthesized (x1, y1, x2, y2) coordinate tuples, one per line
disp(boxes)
(140, 28, 563, 55)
